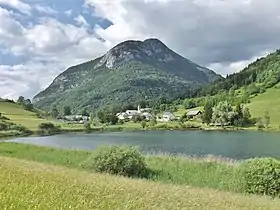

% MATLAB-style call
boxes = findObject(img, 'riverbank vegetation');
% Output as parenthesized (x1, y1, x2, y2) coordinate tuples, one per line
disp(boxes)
(2, 156, 280, 210)
(1, 142, 280, 198)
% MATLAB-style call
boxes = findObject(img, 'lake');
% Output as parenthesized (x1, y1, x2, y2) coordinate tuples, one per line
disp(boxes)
(8, 130, 280, 160)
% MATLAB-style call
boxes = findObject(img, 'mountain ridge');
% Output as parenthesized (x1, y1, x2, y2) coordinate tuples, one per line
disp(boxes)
(33, 38, 221, 112)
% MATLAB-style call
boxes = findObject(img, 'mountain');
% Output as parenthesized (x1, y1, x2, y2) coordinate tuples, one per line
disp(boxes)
(33, 38, 220, 112)
(195, 50, 280, 96)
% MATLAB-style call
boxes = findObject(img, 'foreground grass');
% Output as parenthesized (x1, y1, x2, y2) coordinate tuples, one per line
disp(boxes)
(0, 142, 242, 192)
(1, 156, 279, 210)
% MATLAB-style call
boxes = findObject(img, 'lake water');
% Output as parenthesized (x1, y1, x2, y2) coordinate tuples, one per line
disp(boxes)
(9, 130, 280, 160)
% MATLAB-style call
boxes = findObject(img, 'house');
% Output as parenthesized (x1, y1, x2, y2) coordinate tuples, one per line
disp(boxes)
(142, 112, 153, 120)
(186, 110, 202, 119)
(64, 115, 90, 124)
(116, 112, 128, 120)
(162, 112, 176, 122)
(116, 105, 154, 121)
(125, 110, 140, 119)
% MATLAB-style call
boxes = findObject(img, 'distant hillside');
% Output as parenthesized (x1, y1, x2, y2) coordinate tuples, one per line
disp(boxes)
(33, 38, 220, 112)
(0, 101, 49, 131)
(195, 50, 280, 96)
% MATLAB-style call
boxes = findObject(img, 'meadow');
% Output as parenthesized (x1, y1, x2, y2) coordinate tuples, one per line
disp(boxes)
(1, 156, 279, 210)
(0, 143, 280, 209)
(246, 88, 280, 129)
(0, 142, 245, 193)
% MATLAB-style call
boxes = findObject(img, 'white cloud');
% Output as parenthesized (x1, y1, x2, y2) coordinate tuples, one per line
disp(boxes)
(0, 0, 31, 15)
(87, 0, 280, 65)
(34, 5, 57, 15)
(1, 0, 280, 100)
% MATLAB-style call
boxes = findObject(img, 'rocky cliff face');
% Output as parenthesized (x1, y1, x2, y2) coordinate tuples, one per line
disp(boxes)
(33, 38, 220, 111)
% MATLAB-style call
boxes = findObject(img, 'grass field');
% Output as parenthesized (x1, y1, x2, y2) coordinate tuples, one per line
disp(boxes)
(247, 88, 280, 129)
(1, 156, 280, 209)
(0, 101, 55, 131)
(0, 142, 243, 193)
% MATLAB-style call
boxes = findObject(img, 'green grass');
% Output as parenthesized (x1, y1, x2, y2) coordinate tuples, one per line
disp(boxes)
(247, 88, 280, 129)
(0, 142, 243, 193)
(0, 101, 56, 131)
(1, 156, 280, 209)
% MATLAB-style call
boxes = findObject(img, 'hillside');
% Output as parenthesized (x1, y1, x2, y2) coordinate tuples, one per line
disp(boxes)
(1, 156, 280, 209)
(195, 50, 280, 96)
(246, 87, 280, 128)
(0, 101, 49, 131)
(33, 38, 220, 112)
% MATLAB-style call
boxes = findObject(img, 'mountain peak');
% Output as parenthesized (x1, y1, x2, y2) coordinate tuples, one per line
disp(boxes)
(96, 38, 173, 69)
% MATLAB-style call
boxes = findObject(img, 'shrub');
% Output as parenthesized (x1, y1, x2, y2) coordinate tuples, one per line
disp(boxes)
(84, 123, 91, 133)
(38, 122, 61, 134)
(87, 146, 148, 177)
(0, 122, 8, 131)
(240, 158, 280, 197)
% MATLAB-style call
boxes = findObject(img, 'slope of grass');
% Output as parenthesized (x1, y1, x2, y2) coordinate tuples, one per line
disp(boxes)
(0, 102, 51, 131)
(246, 88, 280, 129)
(0, 142, 242, 193)
(1, 156, 279, 210)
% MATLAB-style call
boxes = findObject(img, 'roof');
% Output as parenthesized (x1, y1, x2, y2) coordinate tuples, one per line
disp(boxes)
(186, 110, 202, 116)
(163, 112, 175, 116)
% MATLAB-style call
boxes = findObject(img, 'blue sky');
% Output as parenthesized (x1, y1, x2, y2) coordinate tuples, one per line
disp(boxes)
(0, 0, 279, 99)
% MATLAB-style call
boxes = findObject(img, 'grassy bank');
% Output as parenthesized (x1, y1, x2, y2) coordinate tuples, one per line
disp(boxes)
(1, 156, 279, 209)
(0, 142, 243, 193)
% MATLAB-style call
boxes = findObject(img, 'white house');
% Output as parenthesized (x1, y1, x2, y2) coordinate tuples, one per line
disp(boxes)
(142, 112, 153, 120)
(116, 112, 129, 120)
(162, 112, 176, 122)
(116, 105, 153, 121)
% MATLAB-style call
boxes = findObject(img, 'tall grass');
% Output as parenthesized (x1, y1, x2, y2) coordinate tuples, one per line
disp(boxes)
(1, 156, 280, 210)
(0, 142, 243, 192)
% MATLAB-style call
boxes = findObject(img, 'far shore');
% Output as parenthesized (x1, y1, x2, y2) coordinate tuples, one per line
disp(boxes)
(1, 122, 279, 140)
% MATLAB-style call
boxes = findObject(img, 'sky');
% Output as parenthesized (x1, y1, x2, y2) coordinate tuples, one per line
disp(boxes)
(0, 0, 280, 100)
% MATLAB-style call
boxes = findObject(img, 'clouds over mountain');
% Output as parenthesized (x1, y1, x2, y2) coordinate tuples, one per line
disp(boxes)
(0, 0, 280, 99)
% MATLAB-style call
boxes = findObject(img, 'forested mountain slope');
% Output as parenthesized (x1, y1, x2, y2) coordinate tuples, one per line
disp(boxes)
(195, 50, 280, 96)
(33, 38, 220, 112)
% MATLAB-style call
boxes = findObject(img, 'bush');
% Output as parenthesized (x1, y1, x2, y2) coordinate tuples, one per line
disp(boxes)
(240, 158, 280, 197)
(38, 122, 61, 134)
(87, 146, 148, 177)
(84, 123, 91, 133)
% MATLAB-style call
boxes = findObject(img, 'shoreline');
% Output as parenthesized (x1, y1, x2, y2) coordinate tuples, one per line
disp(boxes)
(1, 123, 279, 139)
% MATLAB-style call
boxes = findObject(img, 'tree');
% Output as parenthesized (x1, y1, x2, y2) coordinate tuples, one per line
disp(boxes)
(17, 96, 25, 104)
(233, 103, 244, 126)
(202, 99, 213, 125)
(84, 122, 91, 133)
(141, 121, 147, 130)
(184, 99, 196, 109)
(51, 107, 59, 119)
(63, 106, 71, 116)
(263, 111, 270, 128)
(150, 117, 157, 127)
(211, 101, 233, 126)
(243, 107, 251, 125)
(22, 99, 34, 111)
(256, 117, 264, 130)
(80, 108, 89, 117)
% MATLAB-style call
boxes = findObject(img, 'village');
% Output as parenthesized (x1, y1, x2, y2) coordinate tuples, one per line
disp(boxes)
(62, 105, 202, 124)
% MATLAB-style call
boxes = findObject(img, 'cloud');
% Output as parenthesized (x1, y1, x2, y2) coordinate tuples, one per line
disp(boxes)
(34, 5, 57, 15)
(75, 14, 89, 27)
(88, 0, 280, 65)
(1, 0, 280, 100)
(0, 0, 31, 15)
